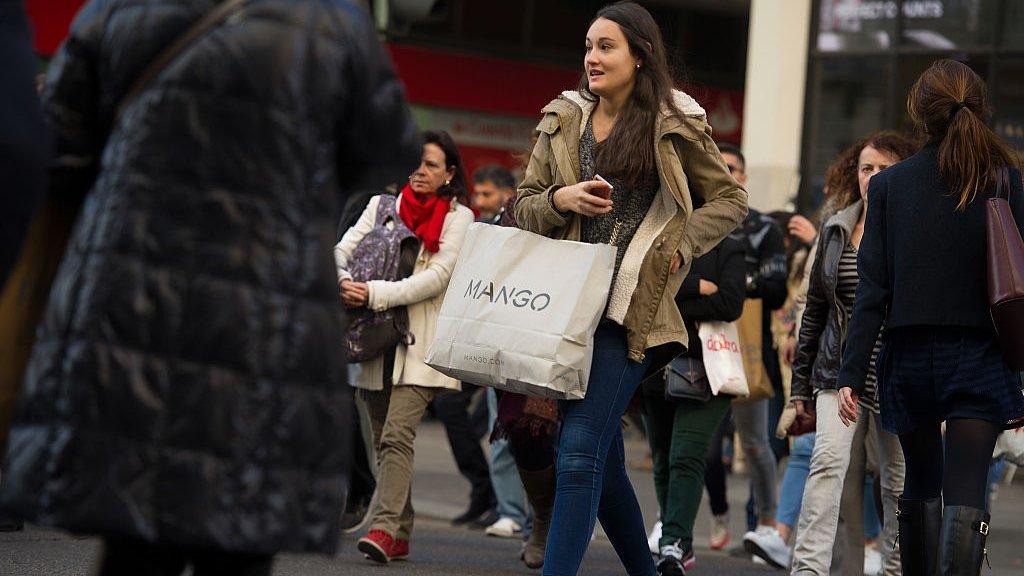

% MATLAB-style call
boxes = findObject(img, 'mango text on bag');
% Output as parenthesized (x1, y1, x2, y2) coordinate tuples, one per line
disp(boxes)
(462, 279, 552, 312)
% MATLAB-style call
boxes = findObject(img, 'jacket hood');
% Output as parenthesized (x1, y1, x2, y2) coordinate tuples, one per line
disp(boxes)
(543, 89, 707, 138)
(824, 199, 864, 237)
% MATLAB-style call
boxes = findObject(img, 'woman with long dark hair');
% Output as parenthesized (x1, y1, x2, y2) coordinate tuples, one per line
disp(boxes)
(515, 3, 747, 574)
(336, 130, 474, 564)
(838, 60, 1024, 576)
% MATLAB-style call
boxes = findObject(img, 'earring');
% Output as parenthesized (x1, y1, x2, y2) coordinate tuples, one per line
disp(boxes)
(636, 63, 641, 69)
(445, 179, 451, 186)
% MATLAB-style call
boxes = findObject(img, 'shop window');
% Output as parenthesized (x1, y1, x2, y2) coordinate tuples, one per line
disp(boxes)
(1002, 2, 1024, 48)
(993, 57, 1024, 151)
(900, 0, 997, 49)
(893, 54, 989, 132)
(806, 58, 890, 184)
(817, 0, 997, 52)
(817, 0, 899, 51)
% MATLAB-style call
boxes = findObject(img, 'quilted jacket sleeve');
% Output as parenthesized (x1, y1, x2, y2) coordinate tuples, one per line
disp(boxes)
(336, 6, 420, 193)
(40, 0, 112, 204)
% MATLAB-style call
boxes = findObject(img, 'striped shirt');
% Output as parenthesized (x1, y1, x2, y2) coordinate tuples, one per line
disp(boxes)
(836, 242, 882, 413)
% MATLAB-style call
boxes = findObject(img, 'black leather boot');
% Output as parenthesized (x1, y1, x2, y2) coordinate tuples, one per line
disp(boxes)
(897, 496, 942, 576)
(939, 505, 990, 576)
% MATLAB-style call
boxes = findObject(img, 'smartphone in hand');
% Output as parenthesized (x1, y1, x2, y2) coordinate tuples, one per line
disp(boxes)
(592, 174, 614, 199)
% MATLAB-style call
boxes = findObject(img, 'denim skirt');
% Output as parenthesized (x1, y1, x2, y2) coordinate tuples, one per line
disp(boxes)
(876, 326, 1024, 435)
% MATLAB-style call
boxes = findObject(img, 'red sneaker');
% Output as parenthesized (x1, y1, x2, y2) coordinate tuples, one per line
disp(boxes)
(357, 529, 394, 564)
(391, 538, 409, 561)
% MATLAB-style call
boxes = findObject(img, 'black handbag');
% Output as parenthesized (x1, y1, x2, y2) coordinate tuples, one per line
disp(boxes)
(663, 356, 712, 403)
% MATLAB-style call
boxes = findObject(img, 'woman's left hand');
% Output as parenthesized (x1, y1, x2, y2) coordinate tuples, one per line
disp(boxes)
(670, 251, 682, 274)
(838, 387, 859, 427)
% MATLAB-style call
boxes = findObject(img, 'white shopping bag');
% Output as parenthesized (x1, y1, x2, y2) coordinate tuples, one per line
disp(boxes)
(993, 425, 1024, 466)
(697, 321, 749, 398)
(425, 223, 615, 400)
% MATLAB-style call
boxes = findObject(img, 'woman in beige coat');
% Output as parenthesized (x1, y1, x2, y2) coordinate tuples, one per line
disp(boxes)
(334, 130, 474, 564)
(514, 4, 746, 575)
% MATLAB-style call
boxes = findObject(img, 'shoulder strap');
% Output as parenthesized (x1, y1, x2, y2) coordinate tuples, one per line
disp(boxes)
(996, 166, 1011, 202)
(375, 194, 397, 223)
(114, 0, 249, 123)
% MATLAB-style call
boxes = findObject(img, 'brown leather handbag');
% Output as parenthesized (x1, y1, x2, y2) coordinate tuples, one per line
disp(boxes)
(986, 167, 1024, 370)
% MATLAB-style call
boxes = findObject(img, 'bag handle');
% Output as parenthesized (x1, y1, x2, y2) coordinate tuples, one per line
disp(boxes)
(114, 0, 249, 123)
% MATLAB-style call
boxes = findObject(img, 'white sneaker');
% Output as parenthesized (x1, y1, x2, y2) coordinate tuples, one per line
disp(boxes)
(484, 517, 522, 538)
(710, 513, 730, 550)
(864, 544, 882, 576)
(648, 521, 663, 555)
(742, 525, 790, 570)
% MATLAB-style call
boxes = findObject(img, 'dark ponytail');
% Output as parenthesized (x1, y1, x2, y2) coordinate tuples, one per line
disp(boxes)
(907, 59, 1019, 210)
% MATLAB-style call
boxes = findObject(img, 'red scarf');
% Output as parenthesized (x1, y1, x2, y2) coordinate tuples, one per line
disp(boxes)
(398, 184, 452, 253)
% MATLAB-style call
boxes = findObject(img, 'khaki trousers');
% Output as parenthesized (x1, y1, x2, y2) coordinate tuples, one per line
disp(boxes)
(359, 380, 439, 540)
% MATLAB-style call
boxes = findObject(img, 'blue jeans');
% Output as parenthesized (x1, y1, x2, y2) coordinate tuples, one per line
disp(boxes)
(776, 432, 815, 528)
(542, 323, 654, 576)
(487, 388, 529, 526)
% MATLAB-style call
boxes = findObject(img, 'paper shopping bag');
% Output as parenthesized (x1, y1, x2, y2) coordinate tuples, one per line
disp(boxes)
(732, 299, 775, 403)
(698, 321, 749, 398)
(425, 223, 615, 400)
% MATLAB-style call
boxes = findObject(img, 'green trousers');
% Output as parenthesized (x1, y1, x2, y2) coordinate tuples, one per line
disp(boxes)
(643, 392, 732, 549)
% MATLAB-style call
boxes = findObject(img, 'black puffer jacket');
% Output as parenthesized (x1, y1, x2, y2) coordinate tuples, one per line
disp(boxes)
(790, 200, 863, 404)
(0, 0, 419, 555)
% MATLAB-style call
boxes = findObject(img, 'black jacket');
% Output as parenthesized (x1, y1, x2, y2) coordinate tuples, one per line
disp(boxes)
(676, 236, 747, 359)
(0, 0, 419, 555)
(839, 142, 1024, 394)
(791, 201, 862, 402)
(728, 208, 788, 354)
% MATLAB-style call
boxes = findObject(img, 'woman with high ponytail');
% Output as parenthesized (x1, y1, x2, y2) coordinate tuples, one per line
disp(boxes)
(837, 59, 1024, 576)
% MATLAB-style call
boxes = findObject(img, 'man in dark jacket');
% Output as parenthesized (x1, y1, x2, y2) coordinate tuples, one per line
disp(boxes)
(0, 0, 420, 573)
(718, 145, 789, 545)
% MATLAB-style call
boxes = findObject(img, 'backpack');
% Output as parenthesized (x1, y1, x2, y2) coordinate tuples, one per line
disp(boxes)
(344, 194, 420, 362)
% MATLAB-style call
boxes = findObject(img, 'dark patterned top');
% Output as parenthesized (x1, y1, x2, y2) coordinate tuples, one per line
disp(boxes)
(837, 242, 882, 413)
(578, 119, 659, 280)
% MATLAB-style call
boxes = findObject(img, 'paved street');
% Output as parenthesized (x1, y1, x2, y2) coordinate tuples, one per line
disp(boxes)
(3, 420, 1023, 575)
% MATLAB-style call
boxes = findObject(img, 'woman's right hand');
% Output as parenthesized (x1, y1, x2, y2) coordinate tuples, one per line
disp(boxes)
(698, 280, 719, 296)
(552, 180, 614, 216)
(788, 215, 817, 245)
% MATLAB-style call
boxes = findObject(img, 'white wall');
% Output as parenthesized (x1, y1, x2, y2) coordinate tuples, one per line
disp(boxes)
(739, 0, 813, 212)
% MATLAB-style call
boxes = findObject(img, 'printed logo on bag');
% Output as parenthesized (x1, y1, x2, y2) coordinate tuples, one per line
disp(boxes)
(464, 354, 502, 366)
(705, 332, 739, 353)
(463, 279, 552, 311)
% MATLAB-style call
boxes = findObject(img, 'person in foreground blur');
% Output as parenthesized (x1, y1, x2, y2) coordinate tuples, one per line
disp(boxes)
(838, 59, 1024, 576)
(515, 2, 747, 574)
(0, 1, 420, 574)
